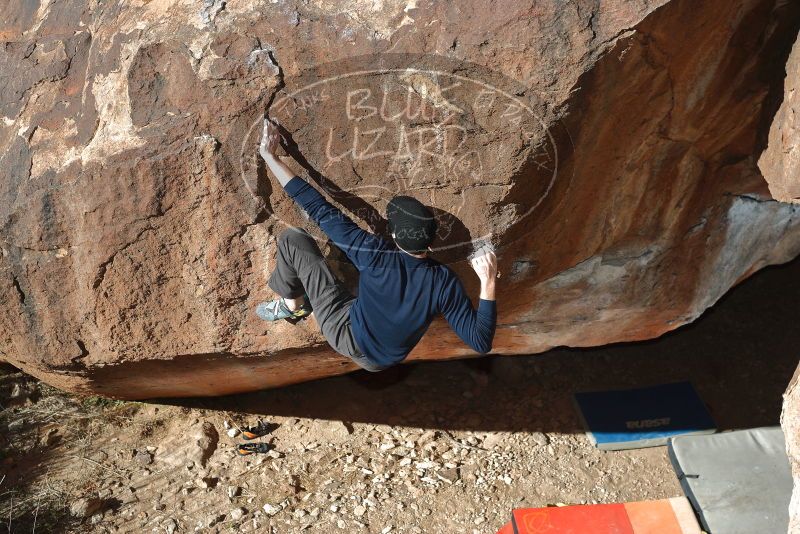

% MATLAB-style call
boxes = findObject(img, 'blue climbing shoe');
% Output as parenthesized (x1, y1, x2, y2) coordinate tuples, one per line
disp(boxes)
(256, 297, 313, 325)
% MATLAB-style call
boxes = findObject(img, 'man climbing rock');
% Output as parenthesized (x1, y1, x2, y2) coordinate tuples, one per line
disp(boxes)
(256, 119, 497, 371)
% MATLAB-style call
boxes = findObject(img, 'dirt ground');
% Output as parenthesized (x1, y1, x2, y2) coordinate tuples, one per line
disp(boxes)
(1, 256, 799, 534)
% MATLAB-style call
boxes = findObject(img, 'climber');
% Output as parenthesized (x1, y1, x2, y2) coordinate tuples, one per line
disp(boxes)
(255, 119, 497, 372)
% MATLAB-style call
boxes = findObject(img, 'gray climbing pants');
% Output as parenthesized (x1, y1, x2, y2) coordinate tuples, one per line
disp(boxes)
(267, 228, 380, 372)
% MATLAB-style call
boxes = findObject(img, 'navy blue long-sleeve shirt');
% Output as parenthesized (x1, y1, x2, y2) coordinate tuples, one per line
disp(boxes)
(284, 177, 496, 369)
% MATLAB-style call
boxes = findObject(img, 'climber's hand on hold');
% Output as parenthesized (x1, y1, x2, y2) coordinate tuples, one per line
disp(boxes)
(259, 118, 281, 160)
(259, 118, 296, 187)
(471, 248, 497, 282)
(470, 246, 497, 301)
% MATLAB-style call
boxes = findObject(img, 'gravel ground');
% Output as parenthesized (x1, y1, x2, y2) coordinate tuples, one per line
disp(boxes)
(1, 256, 798, 533)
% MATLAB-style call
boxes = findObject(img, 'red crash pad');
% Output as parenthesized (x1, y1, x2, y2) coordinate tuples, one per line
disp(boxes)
(496, 498, 701, 534)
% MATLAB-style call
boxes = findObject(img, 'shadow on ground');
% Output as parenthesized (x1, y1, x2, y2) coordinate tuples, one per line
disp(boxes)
(0, 372, 87, 533)
(170, 256, 800, 435)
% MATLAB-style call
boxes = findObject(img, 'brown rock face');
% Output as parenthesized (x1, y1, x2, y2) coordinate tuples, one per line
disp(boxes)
(1, 0, 800, 399)
(760, 33, 800, 204)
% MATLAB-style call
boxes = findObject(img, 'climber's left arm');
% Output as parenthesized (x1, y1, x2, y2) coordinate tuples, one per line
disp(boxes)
(259, 119, 388, 268)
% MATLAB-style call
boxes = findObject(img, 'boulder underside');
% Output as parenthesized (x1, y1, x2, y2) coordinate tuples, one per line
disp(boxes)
(1, 0, 800, 399)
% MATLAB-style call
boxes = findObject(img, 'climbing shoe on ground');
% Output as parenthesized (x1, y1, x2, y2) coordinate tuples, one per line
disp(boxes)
(255, 297, 313, 325)
(241, 421, 276, 441)
(235, 442, 272, 456)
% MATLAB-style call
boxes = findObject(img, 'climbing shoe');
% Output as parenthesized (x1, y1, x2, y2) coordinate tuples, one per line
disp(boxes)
(255, 296, 313, 325)
(241, 421, 276, 441)
(235, 442, 272, 456)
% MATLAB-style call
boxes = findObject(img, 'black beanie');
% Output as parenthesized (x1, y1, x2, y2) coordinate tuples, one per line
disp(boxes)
(386, 195, 437, 254)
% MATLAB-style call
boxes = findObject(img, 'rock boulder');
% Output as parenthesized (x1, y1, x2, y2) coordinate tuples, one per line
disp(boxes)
(1, 0, 800, 398)
(760, 33, 800, 204)
(784, 365, 800, 533)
